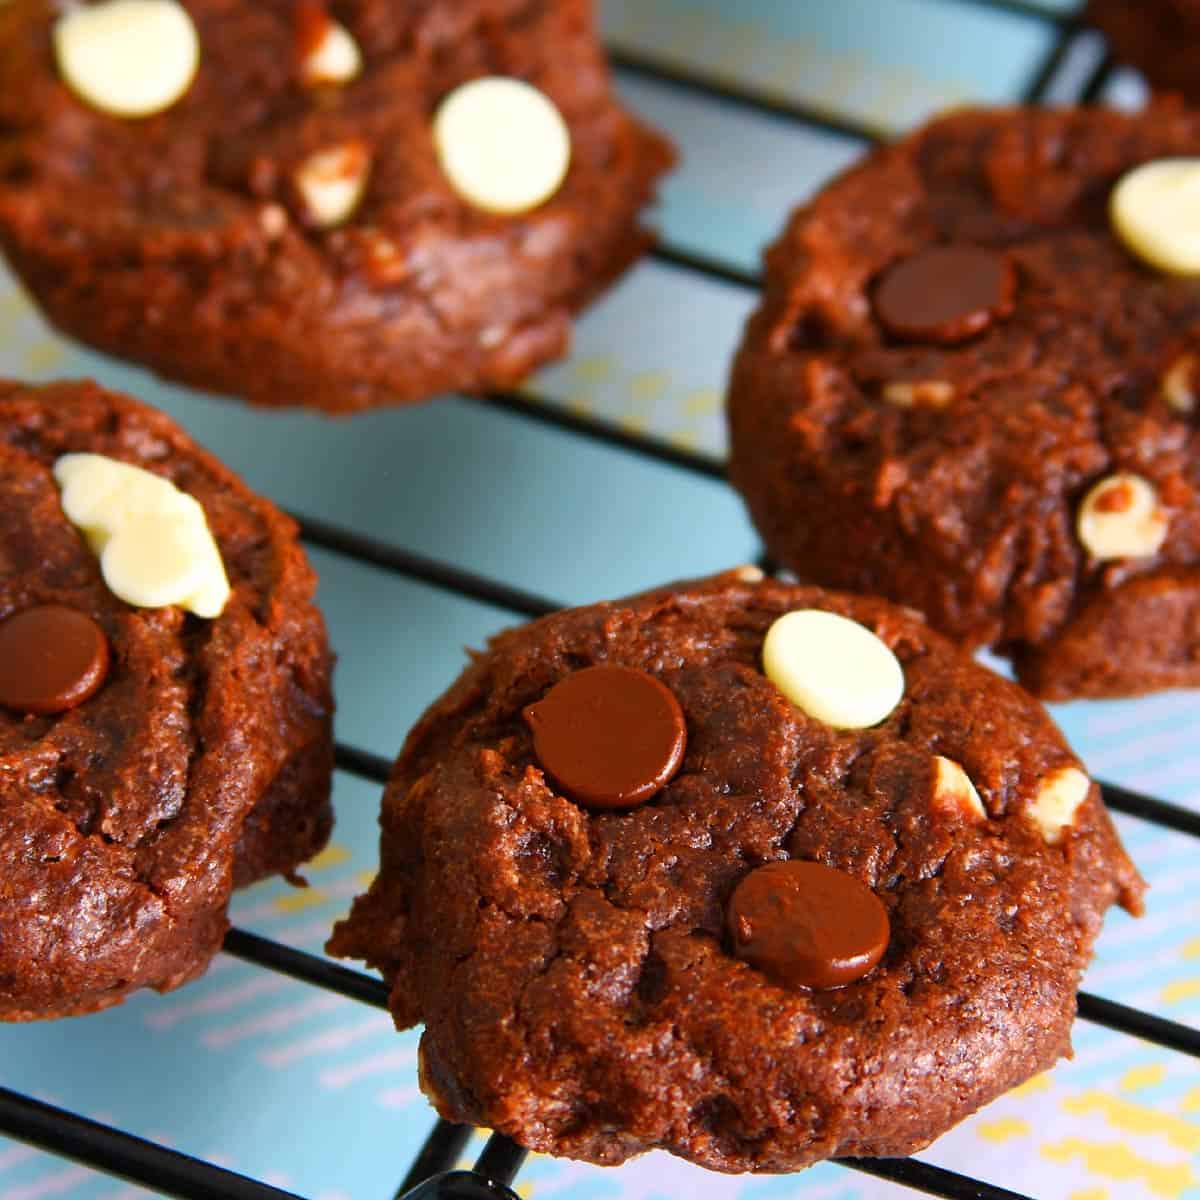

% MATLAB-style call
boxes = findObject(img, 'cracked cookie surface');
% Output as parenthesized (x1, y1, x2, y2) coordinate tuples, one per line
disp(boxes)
(0, 378, 334, 1020)
(329, 570, 1142, 1172)
(728, 106, 1200, 699)
(0, 0, 672, 412)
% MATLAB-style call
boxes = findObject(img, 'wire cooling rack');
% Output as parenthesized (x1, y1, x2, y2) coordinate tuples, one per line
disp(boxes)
(1, 2, 1197, 1199)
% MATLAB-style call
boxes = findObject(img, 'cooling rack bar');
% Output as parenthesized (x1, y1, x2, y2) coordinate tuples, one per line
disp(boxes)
(473, 1134, 529, 1186)
(1080, 53, 1117, 102)
(396, 1121, 476, 1197)
(1077, 994, 1200, 1058)
(1100, 782, 1200, 839)
(953, 0, 1065, 23)
(399, 1171, 521, 1200)
(292, 510, 560, 618)
(472, 390, 727, 482)
(1022, 20, 1080, 102)
(0, 1087, 306, 1200)
(610, 47, 882, 143)
(839, 1154, 1034, 1199)
(222, 927, 389, 1010)
(335, 740, 393, 784)
(652, 241, 763, 290)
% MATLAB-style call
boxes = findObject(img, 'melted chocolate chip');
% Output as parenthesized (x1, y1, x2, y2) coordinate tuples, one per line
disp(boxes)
(873, 244, 1014, 343)
(0, 605, 110, 716)
(523, 665, 686, 809)
(727, 860, 889, 990)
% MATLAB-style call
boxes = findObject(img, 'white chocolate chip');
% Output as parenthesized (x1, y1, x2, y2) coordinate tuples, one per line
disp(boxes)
(54, 453, 230, 618)
(300, 17, 361, 86)
(931, 756, 985, 821)
(433, 76, 570, 215)
(1111, 159, 1200, 275)
(881, 380, 954, 409)
(259, 203, 289, 240)
(1077, 473, 1168, 561)
(1027, 766, 1090, 845)
(762, 609, 904, 730)
(1162, 353, 1197, 414)
(294, 141, 370, 228)
(53, 0, 199, 118)
(734, 564, 765, 584)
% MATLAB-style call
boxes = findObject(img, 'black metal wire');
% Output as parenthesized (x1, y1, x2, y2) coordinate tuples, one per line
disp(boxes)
(294, 511, 560, 619)
(943, 0, 1065, 24)
(1077, 994, 1200, 1059)
(1022, 19, 1082, 102)
(1101, 782, 1200, 839)
(0, 1089, 306, 1200)
(473, 1135, 529, 1187)
(221, 927, 389, 1010)
(396, 1122, 477, 1198)
(652, 240, 763, 290)
(335, 740, 394, 784)
(611, 47, 881, 143)
(1080, 53, 1117, 103)
(471, 390, 727, 483)
(841, 1155, 1035, 1199)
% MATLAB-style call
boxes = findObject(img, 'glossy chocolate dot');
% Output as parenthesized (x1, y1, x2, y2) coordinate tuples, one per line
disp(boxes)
(523, 665, 686, 809)
(727, 860, 889, 991)
(873, 244, 1013, 344)
(0, 605, 110, 716)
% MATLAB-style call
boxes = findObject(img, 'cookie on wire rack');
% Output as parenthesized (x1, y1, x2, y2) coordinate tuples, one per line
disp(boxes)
(329, 569, 1142, 1172)
(0, 0, 673, 413)
(0, 378, 334, 1020)
(728, 105, 1200, 699)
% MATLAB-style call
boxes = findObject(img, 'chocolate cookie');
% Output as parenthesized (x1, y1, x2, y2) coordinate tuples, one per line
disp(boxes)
(0, 378, 334, 1020)
(328, 569, 1142, 1172)
(1087, 0, 1200, 102)
(0, 1, 672, 413)
(728, 105, 1200, 699)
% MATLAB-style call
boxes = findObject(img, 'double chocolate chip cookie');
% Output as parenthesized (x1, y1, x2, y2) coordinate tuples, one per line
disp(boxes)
(330, 569, 1142, 1172)
(729, 105, 1200, 699)
(0, 0, 673, 412)
(0, 378, 334, 1020)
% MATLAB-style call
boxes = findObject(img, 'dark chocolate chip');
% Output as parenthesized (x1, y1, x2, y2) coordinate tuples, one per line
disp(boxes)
(727, 860, 889, 990)
(523, 665, 686, 809)
(0, 605, 110, 716)
(873, 244, 1014, 343)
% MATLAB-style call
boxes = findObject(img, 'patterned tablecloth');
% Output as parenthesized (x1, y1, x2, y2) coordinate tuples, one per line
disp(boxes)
(1, 2, 1197, 1198)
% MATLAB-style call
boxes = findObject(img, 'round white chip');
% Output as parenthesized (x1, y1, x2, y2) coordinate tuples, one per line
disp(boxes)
(762, 609, 905, 730)
(1076, 472, 1168, 561)
(53, 0, 199, 119)
(433, 76, 570, 215)
(1111, 159, 1200, 275)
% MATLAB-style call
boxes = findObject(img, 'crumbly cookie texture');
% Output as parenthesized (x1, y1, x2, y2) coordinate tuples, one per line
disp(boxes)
(728, 105, 1200, 699)
(0, 0, 672, 412)
(0, 378, 334, 1020)
(329, 571, 1142, 1172)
